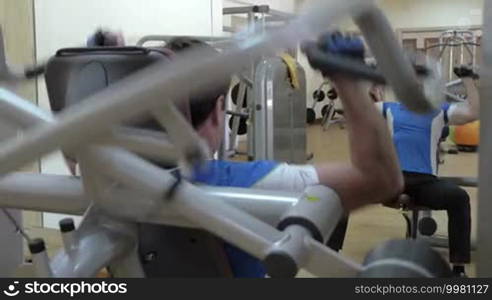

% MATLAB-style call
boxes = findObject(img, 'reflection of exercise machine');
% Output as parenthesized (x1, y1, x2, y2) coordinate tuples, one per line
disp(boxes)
(138, 6, 307, 164)
(307, 81, 344, 130)
(393, 177, 477, 252)
(306, 84, 326, 124)
(1, 0, 484, 278)
(224, 6, 307, 163)
(426, 30, 480, 82)
(386, 128, 477, 251)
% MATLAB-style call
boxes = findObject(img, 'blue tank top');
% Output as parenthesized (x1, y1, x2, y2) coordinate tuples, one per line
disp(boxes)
(192, 160, 278, 277)
(382, 102, 450, 175)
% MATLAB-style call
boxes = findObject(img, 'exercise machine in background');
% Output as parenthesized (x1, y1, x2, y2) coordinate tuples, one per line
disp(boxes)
(223, 5, 307, 163)
(139, 5, 308, 164)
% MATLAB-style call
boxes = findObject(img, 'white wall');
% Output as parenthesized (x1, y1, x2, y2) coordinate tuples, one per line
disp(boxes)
(222, 0, 297, 32)
(34, 0, 222, 228)
(376, 0, 483, 29)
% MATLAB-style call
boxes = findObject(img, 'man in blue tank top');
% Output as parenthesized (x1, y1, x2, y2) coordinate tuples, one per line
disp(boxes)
(163, 34, 403, 277)
(371, 65, 480, 277)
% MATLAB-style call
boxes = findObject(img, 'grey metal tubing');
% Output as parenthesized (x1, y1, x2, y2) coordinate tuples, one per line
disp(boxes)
(0, 173, 299, 228)
(0, 0, 372, 176)
(87, 146, 175, 197)
(104, 128, 180, 164)
(136, 35, 229, 47)
(443, 91, 465, 103)
(0, 173, 86, 214)
(50, 209, 138, 277)
(446, 79, 463, 88)
(0, 88, 53, 127)
(90, 146, 290, 258)
(354, 5, 435, 113)
(170, 181, 288, 259)
(200, 186, 299, 226)
(89, 145, 292, 259)
(304, 237, 363, 277)
(226, 110, 249, 118)
(246, 11, 257, 159)
(449, 46, 454, 81)
(229, 82, 247, 151)
(478, 0, 492, 277)
(223, 5, 270, 15)
(0, 29, 19, 83)
(151, 100, 209, 166)
(238, 73, 253, 88)
(50, 145, 141, 278)
(32, 250, 54, 277)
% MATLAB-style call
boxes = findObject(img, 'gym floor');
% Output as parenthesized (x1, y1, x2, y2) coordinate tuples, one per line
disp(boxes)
(20, 124, 478, 277)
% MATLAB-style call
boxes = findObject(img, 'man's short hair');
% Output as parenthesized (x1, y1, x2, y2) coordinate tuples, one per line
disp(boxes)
(166, 37, 230, 128)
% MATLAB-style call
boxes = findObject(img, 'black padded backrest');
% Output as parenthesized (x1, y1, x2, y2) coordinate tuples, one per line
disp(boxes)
(45, 47, 170, 112)
(44, 46, 233, 277)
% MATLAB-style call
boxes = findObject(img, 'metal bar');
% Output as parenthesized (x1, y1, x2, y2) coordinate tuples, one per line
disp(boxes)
(50, 208, 138, 277)
(461, 42, 465, 65)
(443, 91, 465, 103)
(226, 110, 249, 118)
(0, 174, 299, 228)
(426, 42, 481, 50)
(238, 73, 253, 88)
(223, 5, 269, 15)
(229, 82, 247, 151)
(0, 88, 53, 127)
(57, 145, 143, 278)
(201, 186, 298, 225)
(170, 181, 288, 259)
(463, 43, 474, 62)
(136, 35, 229, 47)
(477, 0, 492, 277)
(446, 79, 463, 88)
(354, 4, 436, 113)
(304, 237, 363, 277)
(87, 146, 173, 196)
(151, 100, 209, 166)
(104, 128, 179, 164)
(449, 44, 454, 81)
(90, 146, 289, 259)
(0, 173, 86, 214)
(246, 11, 256, 160)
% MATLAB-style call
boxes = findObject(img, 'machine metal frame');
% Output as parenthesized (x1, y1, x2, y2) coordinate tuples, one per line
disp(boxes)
(0, 0, 489, 277)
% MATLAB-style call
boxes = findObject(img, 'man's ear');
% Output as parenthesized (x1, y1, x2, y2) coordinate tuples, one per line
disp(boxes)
(211, 95, 225, 125)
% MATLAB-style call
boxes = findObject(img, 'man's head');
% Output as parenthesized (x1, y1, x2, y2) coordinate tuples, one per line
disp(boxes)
(367, 53, 427, 103)
(165, 37, 231, 153)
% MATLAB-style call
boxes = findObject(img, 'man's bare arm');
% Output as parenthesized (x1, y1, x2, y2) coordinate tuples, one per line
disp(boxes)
(449, 78, 480, 125)
(315, 77, 403, 211)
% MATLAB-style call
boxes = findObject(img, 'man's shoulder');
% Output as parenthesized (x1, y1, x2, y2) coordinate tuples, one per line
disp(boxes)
(192, 160, 279, 188)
